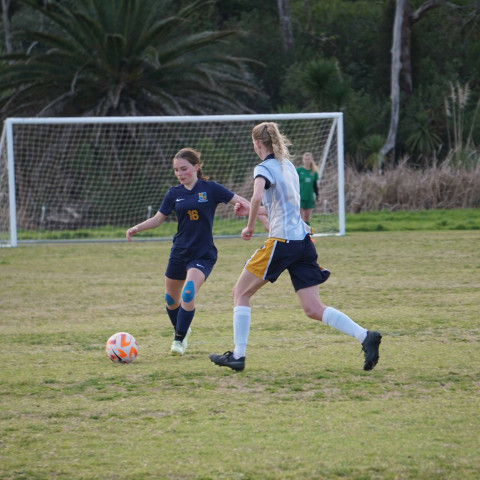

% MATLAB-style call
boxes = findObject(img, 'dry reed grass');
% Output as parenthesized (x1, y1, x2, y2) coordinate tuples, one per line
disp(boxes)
(345, 161, 480, 212)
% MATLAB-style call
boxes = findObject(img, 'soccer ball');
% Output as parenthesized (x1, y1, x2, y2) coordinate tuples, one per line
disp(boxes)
(106, 332, 138, 363)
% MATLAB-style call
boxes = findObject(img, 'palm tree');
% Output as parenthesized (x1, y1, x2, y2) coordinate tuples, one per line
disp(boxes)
(0, 0, 264, 117)
(301, 58, 350, 112)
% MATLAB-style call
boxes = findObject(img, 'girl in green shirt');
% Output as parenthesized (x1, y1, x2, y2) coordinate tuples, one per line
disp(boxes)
(296, 152, 319, 225)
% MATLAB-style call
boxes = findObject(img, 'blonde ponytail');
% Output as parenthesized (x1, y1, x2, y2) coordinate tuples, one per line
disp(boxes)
(252, 122, 292, 163)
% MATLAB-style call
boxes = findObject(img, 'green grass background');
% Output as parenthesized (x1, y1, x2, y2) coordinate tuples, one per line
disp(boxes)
(1, 210, 479, 479)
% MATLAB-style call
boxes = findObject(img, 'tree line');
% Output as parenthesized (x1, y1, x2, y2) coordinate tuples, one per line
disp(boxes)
(1, 0, 479, 170)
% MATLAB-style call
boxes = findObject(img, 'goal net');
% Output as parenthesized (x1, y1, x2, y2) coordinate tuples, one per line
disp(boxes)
(0, 113, 344, 247)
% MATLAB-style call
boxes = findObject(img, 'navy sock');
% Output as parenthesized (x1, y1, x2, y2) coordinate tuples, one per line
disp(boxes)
(175, 307, 195, 341)
(166, 306, 180, 329)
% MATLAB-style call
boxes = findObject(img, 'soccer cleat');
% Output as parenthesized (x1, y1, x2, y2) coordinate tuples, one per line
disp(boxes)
(170, 327, 192, 356)
(209, 351, 245, 371)
(362, 331, 382, 370)
(170, 340, 186, 356)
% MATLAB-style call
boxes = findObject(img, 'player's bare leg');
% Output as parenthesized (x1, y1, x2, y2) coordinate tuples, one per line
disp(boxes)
(300, 207, 313, 225)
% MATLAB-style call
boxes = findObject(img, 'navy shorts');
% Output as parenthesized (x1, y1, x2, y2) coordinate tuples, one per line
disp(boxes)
(245, 235, 330, 291)
(165, 257, 217, 281)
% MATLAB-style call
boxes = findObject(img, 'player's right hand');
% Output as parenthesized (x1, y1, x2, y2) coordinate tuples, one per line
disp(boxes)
(241, 226, 254, 240)
(126, 227, 137, 241)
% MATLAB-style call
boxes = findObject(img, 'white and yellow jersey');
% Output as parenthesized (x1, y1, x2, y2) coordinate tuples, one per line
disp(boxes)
(253, 155, 311, 240)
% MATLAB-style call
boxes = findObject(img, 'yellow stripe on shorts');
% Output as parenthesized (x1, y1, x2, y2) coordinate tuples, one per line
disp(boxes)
(245, 238, 286, 279)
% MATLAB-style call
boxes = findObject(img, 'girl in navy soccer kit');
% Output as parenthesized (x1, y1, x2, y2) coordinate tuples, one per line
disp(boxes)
(127, 147, 266, 356)
(209, 122, 382, 371)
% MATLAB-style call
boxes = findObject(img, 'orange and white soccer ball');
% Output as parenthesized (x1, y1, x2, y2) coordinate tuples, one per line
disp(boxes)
(106, 332, 138, 363)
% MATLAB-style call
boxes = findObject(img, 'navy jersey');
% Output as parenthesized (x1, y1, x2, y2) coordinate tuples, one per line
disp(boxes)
(159, 179, 234, 261)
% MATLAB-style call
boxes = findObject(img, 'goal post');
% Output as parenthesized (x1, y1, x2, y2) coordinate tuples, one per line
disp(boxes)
(0, 113, 345, 247)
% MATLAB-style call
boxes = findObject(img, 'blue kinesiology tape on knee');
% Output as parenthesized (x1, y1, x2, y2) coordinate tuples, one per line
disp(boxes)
(181, 281, 195, 303)
(164, 293, 175, 306)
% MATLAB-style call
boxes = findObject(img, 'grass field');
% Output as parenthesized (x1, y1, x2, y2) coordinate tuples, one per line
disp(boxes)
(1, 216, 479, 479)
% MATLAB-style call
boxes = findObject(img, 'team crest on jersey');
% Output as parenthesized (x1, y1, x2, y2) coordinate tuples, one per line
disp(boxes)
(198, 192, 208, 202)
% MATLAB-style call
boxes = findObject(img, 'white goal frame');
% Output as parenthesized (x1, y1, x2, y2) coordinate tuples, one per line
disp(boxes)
(0, 113, 345, 247)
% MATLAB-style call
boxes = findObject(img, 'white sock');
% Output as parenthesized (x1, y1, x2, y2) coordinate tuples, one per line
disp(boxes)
(322, 306, 367, 343)
(233, 305, 251, 359)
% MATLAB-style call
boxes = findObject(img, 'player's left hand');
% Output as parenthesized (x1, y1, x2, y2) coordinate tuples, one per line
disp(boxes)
(234, 201, 250, 217)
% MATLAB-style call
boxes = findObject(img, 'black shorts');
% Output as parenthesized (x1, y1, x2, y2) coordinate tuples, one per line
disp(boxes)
(165, 256, 216, 281)
(244, 235, 330, 291)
